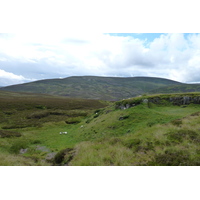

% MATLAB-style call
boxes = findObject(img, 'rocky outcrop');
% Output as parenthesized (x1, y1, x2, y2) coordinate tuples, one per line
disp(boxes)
(116, 95, 200, 110)
(147, 96, 200, 106)
(118, 103, 136, 110)
(169, 96, 200, 105)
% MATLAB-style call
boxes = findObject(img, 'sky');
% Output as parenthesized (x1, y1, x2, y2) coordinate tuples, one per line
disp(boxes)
(0, 0, 200, 86)
(1, 33, 200, 86)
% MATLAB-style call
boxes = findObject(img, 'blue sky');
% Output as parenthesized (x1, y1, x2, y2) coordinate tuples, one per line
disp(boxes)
(1, 33, 200, 86)
(108, 33, 197, 43)
(108, 33, 164, 42)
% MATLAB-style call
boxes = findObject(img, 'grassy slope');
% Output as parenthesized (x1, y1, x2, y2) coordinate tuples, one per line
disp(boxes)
(150, 83, 200, 94)
(69, 100, 200, 165)
(1, 91, 200, 165)
(0, 76, 181, 100)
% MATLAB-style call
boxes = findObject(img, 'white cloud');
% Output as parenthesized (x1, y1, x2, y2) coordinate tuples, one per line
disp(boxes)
(0, 69, 35, 86)
(1, 33, 200, 85)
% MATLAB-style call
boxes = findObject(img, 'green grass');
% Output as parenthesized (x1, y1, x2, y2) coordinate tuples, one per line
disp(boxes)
(1, 92, 200, 165)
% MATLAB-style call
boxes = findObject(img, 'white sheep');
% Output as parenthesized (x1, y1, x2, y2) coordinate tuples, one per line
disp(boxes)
(59, 131, 67, 134)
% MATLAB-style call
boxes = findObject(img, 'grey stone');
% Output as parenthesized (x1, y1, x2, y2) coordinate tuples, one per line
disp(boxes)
(36, 145, 51, 152)
(45, 152, 57, 161)
(19, 148, 28, 154)
(143, 99, 148, 103)
(183, 96, 190, 105)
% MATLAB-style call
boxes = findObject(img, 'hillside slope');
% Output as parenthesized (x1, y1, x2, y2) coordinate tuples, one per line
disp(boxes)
(0, 76, 181, 101)
(67, 93, 200, 165)
(150, 83, 200, 94)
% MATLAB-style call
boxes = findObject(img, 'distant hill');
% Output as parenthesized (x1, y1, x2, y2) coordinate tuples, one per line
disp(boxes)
(149, 84, 200, 94)
(0, 76, 182, 101)
(0, 76, 183, 101)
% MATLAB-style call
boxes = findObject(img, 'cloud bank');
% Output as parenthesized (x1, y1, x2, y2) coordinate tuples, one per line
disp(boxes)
(0, 33, 200, 86)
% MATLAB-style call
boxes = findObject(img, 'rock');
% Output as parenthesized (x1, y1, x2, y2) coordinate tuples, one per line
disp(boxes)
(45, 152, 57, 161)
(119, 105, 126, 110)
(119, 103, 135, 110)
(143, 99, 148, 103)
(119, 115, 129, 120)
(183, 96, 190, 105)
(19, 148, 28, 154)
(36, 145, 51, 152)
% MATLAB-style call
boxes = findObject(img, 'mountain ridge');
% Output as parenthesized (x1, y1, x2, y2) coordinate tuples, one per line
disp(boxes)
(0, 75, 189, 101)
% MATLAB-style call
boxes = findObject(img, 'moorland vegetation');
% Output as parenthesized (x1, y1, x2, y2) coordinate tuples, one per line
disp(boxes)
(1, 89, 200, 166)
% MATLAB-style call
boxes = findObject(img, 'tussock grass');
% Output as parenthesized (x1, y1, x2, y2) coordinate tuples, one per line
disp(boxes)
(68, 103, 200, 166)
(70, 141, 134, 166)
(0, 152, 49, 166)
